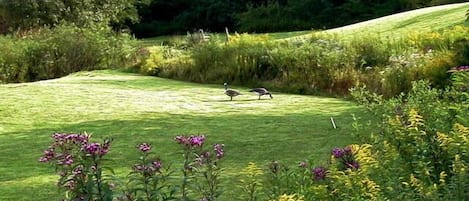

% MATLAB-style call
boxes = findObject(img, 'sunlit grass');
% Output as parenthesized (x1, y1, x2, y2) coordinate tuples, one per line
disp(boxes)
(324, 2, 469, 38)
(0, 70, 365, 200)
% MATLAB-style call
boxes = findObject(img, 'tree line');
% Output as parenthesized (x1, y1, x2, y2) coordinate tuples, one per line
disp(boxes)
(129, 0, 467, 37)
(0, 0, 467, 37)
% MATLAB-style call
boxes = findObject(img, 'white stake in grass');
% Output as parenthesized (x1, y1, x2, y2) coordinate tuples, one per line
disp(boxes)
(330, 117, 337, 129)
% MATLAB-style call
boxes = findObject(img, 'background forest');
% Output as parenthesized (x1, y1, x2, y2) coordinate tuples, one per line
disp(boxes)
(0, 0, 467, 37)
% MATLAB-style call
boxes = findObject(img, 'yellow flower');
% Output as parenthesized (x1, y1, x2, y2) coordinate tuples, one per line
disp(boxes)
(270, 194, 304, 201)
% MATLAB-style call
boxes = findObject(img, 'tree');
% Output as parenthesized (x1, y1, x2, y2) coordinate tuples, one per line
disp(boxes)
(0, 0, 149, 31)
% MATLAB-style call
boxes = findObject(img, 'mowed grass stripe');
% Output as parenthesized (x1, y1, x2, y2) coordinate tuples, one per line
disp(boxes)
(0, 70, 363, 200)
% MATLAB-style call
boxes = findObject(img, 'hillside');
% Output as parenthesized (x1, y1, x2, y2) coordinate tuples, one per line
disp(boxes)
(141, 3, 469, 46)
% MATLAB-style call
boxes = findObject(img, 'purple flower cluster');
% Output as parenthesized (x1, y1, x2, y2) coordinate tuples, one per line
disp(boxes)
(83, 140, 111, 157)
(39, 133, 111, 165)
(331, 146, 359, 170)
(332, 148, 345, 158)
(133, 160, 163, 176)
(138, 143, 152, 152)
(194, 144, 225, 166)
(73, 165, 84, 176)
(57, 154, 74, 166)
(39, 148, 56, 163)
(52, 133, 89, 145)
(175, 135, 206, 148)
(312, 166, 327, 180)
(213, 144, 224, 159)
(448, 65, 469, 73)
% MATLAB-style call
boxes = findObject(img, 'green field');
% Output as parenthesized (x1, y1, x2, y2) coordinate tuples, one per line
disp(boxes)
(0, 70, 364, 200)
(1, 2, 467, 200)
(324, 2, 469, 37)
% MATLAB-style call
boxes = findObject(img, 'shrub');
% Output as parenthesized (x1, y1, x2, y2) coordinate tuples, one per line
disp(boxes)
(40, 134, 227, 201)
(351, 78, 469, 200)
(39, 133, 114, 201)
(0, 24, 137, 83)
(124, 143, 176, 200)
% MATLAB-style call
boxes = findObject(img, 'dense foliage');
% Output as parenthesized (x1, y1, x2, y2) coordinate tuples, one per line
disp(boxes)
(0, 0, 142, 83)
(130, 0, 467, 37)
(134, 26, 468, 97)
(0, 24, 136, 83)
(0, 0, 148, 33)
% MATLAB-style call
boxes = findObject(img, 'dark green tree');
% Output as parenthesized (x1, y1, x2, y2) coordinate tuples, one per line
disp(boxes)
(0, 0, 149, 31)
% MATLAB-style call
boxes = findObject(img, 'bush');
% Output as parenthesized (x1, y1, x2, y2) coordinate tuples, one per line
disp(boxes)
(0, 24, 137, 83)
(351, 78, 469, 200)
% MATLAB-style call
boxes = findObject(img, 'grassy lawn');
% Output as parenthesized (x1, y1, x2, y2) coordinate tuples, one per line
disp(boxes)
(0, 70, 365, 200)
(324, 2, 469, 37)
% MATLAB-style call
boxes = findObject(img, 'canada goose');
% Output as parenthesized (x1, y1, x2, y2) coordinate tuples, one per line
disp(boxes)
(224, 83, 241, 101)
(249, 87, 273, 100)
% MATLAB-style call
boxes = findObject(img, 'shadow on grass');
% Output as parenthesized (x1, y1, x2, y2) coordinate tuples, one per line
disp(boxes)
(0, 107, 371, 200)
(203, 98, 273, 102)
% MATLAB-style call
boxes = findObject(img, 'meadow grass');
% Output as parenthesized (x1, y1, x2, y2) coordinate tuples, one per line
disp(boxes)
(0, 70, 365, 200)
(138, 30, 312, 47)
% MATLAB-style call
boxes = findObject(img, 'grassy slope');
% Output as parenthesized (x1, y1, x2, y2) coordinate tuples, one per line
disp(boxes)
(0, 70, 364, 200)
(324, 2, 469, 37)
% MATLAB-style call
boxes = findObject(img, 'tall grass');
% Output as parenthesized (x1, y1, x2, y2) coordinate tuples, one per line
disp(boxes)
(135, 26, 468, 97)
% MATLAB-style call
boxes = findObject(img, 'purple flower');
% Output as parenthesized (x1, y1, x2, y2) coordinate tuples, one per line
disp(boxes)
(175, 135, 206, 148)
(312, 166, 327, 180)
(347, 161, 360, 170)
(448, 65, 469, 73)
(64, 180, 76, 190)
(213, 143, 224, 159)
(344, 146, 352, 155)
(152, 160, 162, 170)
(63, 155, 73, 165)
(52, 133, 65, 141)
(73, 165, 83, 175)
(138, 143, 152, 152)
(39, 148, 55, 163)
(57, 154, 73, 166)
(59, 133, 89, 145)
(332, 148, 345, 158)
(190, 135, 205, 147)
(83, 143, 101, 155)
(100, 140, 111, 155)
(175, 135, 190, 146)
(39, 157, 49, 163)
